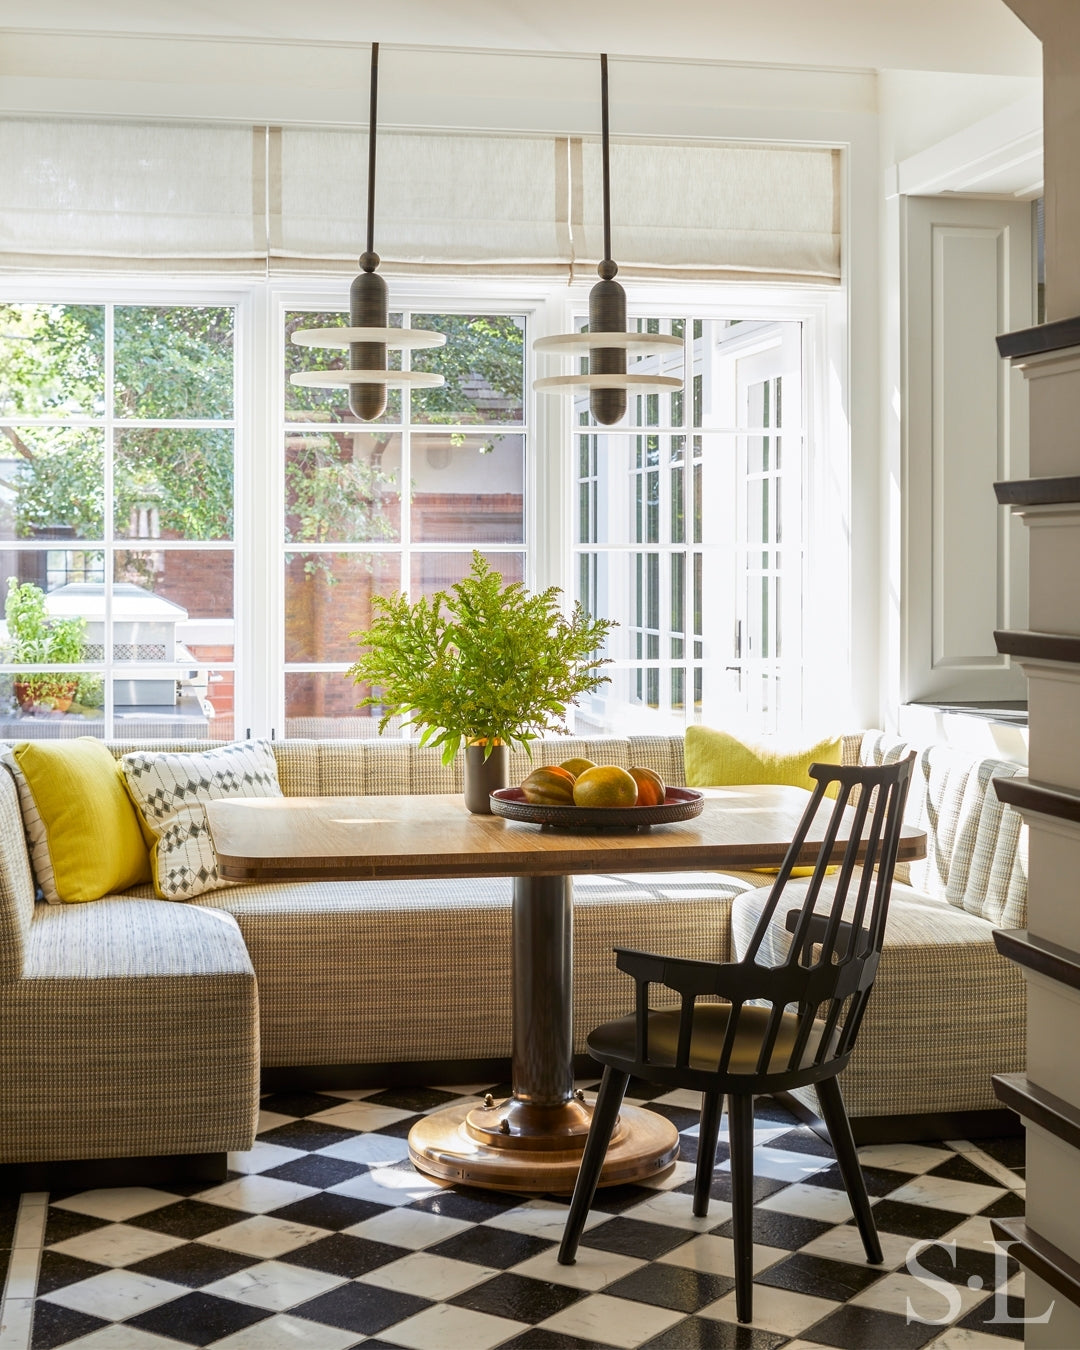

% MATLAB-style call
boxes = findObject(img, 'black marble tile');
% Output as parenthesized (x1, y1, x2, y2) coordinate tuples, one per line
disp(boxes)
(499, 1331, 610, 1349)
(269, 1192, 389, 1232)
(409, 1186, 526, 1223)
(642, 1103, 703, 1132)
(587, 1183, 665, 1215)
(955, 1292, 1026, 1340)
(764, 1127, 836, 1158)
(801, 1301, 942, 1349)
(30, 1301, 106, 1350)
(711, 1208, 833, 1251)
(292, 1280, 431, 1334)
(927, 1153, 1007, 1188)
(280, 1232, 410, 1278)
(371, 1113, 427, 1139)
(980, 1191, 1025, 1219)
(675, 1171, 790, 1206)
(0, 1193, 18, 1248)
(867, 1198, 970, 1240)
(127, 1200, 251, 1241)
(0, 1247, 8, 1292)
(42, 1208, 109, 1246)
(802, 1162, 913, 1196)
(126, 1291, 270, 1346)
(126, 1240, 258, 1288)
(35, 1249, 110, 1295)
(640, 1318, 787, 1349)
(677, 1135, 730, 1169)
(976, 1137, 1025, 1172)
(604, 1262, 735, 1312)
(756, 1251, 885, 1301)
(255, 1118, 361, 1151)
(754, 1098, 800, 1125)
(262, 1153, 366, 1189)
(363, 1086, 465, 1112)
(450, 1271, 584, 1322)
(259, 1090, 352, 1118)
(579, 1216, 693, 1261)
(624, 1078, 683, 1101)
(910, 1235, 1017, 1290)
(428, 1225, 553, 1269)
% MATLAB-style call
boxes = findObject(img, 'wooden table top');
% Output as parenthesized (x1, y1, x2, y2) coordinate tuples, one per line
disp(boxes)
(207, 785, 927, 882)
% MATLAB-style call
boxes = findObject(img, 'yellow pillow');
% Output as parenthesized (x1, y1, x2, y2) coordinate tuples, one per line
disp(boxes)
(684, 726, 843, 877)
(11, 738, 152, 903)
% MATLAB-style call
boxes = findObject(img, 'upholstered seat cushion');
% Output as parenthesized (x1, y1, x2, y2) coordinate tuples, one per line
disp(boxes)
(0, 898, 259, 1163)
(731, 879, 1025, 1118)
(194, 870, 757, 1068)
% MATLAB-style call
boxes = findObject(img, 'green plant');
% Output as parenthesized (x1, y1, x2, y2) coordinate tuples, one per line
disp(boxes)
(348, 552, 616, 763)
(4, 577, 88, 711)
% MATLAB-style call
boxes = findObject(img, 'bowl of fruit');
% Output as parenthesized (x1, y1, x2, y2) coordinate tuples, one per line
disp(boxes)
(488, 759, 703, 830)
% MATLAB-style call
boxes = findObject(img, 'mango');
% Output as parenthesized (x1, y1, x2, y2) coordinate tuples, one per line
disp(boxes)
(520, 765, 576, 805)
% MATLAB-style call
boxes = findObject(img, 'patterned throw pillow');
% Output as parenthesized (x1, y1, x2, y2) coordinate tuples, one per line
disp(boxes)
(121, 740, 281, 900)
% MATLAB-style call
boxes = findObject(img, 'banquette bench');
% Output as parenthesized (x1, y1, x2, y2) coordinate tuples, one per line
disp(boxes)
(0, 730, 1027, 1181)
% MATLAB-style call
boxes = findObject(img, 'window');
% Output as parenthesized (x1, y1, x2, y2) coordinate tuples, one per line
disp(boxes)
(0, 301, 236, 740)
(280, 306, 528, 737)
(572, 314, 806, 736)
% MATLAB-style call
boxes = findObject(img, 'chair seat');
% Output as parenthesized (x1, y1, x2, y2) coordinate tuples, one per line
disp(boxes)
(588, 1002, 831, 1083)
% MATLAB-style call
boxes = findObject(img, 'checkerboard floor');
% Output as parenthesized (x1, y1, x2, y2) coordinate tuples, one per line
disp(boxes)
(2, 1082, 1026, 1349)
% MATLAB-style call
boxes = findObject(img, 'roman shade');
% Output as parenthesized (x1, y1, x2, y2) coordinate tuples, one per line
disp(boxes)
(0, 116, 841, 283)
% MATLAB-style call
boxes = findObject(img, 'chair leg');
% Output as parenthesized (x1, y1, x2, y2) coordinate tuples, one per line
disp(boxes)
(693, 1091, 724, 1218)
(558, 1066, 630, 1265)
(728, 1092, 755, 1324)
(817, 1075, 883, 1265)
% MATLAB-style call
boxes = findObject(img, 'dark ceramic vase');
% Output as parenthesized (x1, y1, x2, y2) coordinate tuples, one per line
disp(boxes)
(463, 742, 509, 814)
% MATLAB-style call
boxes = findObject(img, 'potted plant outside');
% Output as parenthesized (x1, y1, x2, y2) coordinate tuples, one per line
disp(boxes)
(4, 578, 88, 715)
(347, 552, 616, 812)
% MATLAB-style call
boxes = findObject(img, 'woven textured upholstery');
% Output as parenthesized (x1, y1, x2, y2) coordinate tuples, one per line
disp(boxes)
(0, 766, 35, 983)
(0, 897, 259, 1162)
(195, 870, 748, 1067)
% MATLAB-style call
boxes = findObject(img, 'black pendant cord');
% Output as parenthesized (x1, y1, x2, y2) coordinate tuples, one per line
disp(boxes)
(366, 42, 379, 260)
(600, 52, 612, 267)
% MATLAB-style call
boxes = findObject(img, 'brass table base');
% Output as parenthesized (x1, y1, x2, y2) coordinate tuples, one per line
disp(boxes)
(408, 1101, 680, 1193)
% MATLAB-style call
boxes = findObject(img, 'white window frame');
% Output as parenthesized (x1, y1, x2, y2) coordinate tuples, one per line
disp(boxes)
(1, 274, 851, 741)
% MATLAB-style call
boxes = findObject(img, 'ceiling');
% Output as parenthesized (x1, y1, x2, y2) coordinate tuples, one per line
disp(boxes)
(0, 1, 1041, 76)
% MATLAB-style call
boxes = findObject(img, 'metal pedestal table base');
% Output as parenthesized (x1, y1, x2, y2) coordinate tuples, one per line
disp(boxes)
(408, 874, 680, 1192)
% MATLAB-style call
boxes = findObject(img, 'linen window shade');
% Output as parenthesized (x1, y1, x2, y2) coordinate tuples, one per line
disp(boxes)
(0, 116, 841, 283)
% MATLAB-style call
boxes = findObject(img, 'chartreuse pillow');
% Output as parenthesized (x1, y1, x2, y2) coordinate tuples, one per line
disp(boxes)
(684, 726, 843, 876)
(7, 737, 151, 903)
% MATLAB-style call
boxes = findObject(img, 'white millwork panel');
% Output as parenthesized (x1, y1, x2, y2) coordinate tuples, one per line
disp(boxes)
(901, 194, 1033, 702)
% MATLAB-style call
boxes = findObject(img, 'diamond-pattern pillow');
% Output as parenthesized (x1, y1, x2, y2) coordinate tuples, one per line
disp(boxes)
(121, 740, 281, 900)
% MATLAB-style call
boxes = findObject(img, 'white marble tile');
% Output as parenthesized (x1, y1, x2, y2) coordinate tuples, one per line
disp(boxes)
(327, 1166, 447, 1208)
(314, 1131, 412, 1165)
(657, 1233, 788, 1277)
(924, 1328, 1019, 1350)
(40, 1269, 188, 1321)
(309, 1100, 414, 1131)
(195, 1175, 319, 1214)
(856, 1142, 954, 1174)
(375, 1302, 528, 1350)
(484, 1198, 607, 1242)
(537, 1292, 684, 1348)
(0, 1300, 35, 1350)
(958, 1144, 1026, 1192)
(227, 1140, 307, 1175)
(316, 1086, 383, 1100)
(48, 1223, 185, 1269)
(720, 1145, 833, 1184)
(359, 1250, 501, 1299)
(198, 1214, 329, 1259)
(700, 1285, 840, 1336)
(509, 1245, 646, 1291)
(54, 1328, 187, 1350)
(255, 1109, 297, 1134)
(635, 1159, 698, 1191)
(797, 1222, 913, 1270)
(202, 1258, 344, 1311)
(344, 1206, 474, 1249)
(651, 1088, 704, 1110)
(886, 1174, 1006, 1215)
(619, 1188, 730, 1232)
(10, 1194, 47, 1248)
(938, 1215, 1000, 1253)
(421, 1095, 485, 1115)
(2, 1243, 45, 1300)
(50, 1188, 179, 1223)
(209, 1313, 358, 1349)
(849, 1269, 987, 1322)
(758, 1183, 857, 1223)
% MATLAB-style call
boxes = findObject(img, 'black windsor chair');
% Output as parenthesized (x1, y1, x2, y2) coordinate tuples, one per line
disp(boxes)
(558, 753, 916, 1324)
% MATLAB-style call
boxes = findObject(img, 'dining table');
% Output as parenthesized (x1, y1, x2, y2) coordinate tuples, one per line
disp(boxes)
(207, 784, 927, 1194)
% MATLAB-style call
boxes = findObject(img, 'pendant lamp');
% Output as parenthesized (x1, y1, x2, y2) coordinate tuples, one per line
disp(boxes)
(289, 43, 445, 420)
(534, 54, 683, 425)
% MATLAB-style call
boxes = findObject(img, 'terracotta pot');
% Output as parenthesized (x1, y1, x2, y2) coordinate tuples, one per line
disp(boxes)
(13, 680, 78, 715)
(463, 742, 509, 814)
